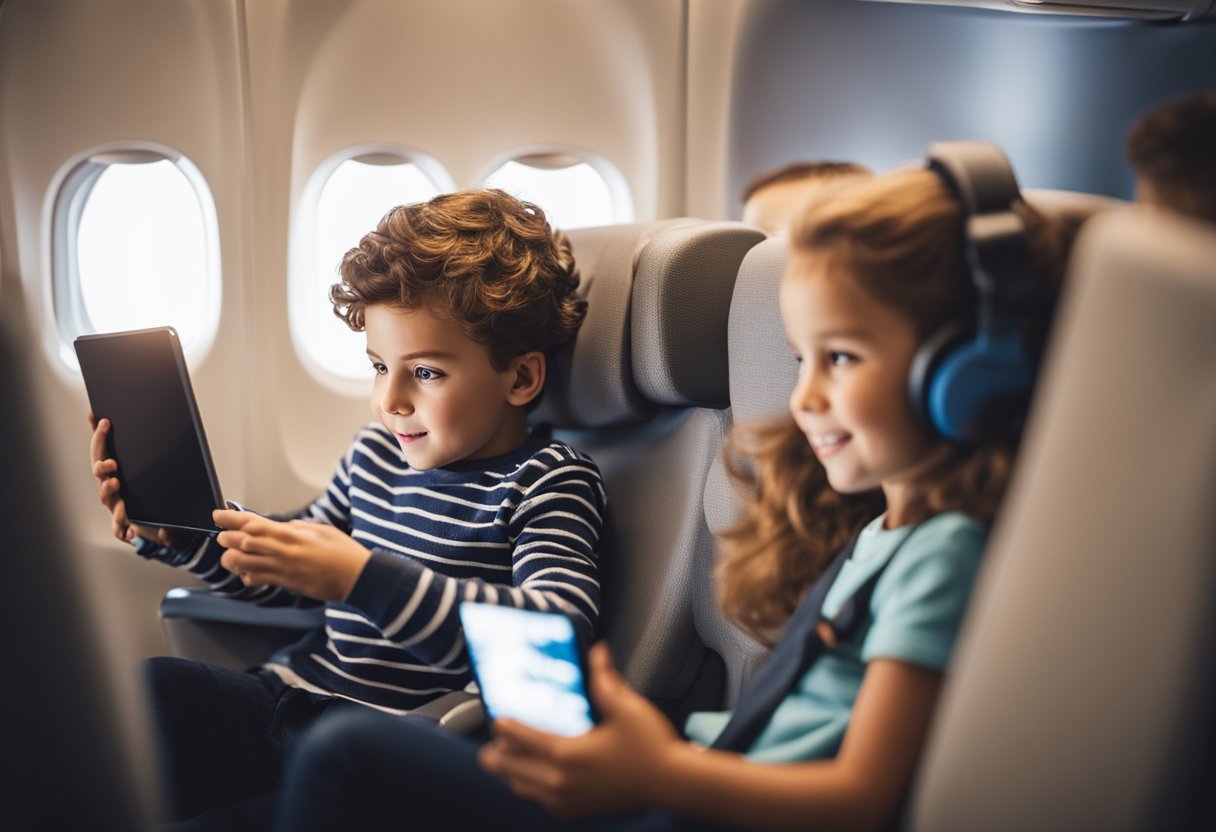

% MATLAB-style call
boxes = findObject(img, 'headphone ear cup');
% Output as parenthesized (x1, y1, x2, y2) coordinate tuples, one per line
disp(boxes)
(911, 324, 1036, 444)
(908, 324, 970, 441)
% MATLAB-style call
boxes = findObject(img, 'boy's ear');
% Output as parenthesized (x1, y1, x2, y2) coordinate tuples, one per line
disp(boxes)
(506, 351, 546, 407)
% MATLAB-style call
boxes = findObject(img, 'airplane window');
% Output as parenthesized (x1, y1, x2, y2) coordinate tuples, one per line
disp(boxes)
(482, 153, 633, 230)
(294, 153, 451, 383)
(54, 151, 220, 368)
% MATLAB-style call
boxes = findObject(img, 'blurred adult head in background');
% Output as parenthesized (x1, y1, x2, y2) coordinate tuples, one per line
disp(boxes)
(1127, 90, 1216, 224)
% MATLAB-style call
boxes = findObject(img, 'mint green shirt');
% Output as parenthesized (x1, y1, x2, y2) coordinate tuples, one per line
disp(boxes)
(685, 512, 986, 762)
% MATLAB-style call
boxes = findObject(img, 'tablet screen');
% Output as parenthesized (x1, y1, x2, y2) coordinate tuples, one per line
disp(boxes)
(75, 327, 224, 536)
(459, 603, 596, 737)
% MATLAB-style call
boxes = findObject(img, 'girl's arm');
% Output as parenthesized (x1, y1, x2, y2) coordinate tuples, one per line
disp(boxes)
(482, 644, 943, 832)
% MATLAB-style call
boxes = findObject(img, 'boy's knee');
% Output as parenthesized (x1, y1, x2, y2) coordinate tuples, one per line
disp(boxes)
(297, 710, 442, 778)
(291, 709, 387, 782)
(143, 655, 202, 698)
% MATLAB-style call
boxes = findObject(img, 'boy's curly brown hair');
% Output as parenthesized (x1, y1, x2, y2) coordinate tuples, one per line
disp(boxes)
(331, 189, 586, 373)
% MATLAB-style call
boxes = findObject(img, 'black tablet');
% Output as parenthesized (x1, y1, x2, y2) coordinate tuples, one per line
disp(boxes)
(75, 326, 224, 537)
(458, 602, 597, 737)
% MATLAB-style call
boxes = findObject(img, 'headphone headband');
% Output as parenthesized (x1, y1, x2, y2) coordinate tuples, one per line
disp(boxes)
(926, 141, 1029, 306)
(909, 141, 1037, 444)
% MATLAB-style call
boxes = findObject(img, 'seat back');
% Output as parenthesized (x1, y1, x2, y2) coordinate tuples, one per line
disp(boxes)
(699, 236, 794, 706)
(910, 206, 1216, 831)
(0, 307, 156, 829)
(537, 219, 764, 721)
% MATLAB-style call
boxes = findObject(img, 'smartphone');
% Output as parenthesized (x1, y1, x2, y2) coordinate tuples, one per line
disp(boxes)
(458, 602, 596, 737)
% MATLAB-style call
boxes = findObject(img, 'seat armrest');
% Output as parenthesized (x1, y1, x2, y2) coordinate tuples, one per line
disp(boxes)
(160, 587, 325, 628)
(159, 589, 486, 733)
(410, 689, 486, 735)
(159, 587, 324, 671)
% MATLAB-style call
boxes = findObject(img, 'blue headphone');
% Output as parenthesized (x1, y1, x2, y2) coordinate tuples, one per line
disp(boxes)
(908, 141, 1037, 444)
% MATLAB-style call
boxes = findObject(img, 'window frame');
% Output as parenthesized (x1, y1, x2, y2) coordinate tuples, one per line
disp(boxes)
(50, 143, 222, 371)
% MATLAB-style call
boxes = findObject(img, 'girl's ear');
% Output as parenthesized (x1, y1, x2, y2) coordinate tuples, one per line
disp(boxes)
(506, 351, 546, 407)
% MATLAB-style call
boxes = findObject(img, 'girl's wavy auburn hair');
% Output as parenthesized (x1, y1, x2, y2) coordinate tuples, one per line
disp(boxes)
(717, 168, 1071, 644)
(331, 189, 586, 371)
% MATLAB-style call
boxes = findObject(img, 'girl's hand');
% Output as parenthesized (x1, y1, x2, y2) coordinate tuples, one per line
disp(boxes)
(213, 509, 371, 600)
(478, 642, 682, 819)
(88, 413, 173, 545)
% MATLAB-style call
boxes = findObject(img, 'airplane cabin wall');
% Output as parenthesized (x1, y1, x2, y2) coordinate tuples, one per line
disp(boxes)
(2, 0, 1213, 661)
(724, 0, 1216, 214)
(244, 0, 687, 492)
(0, 0, 688, 659)
(0, 0, 254, 660)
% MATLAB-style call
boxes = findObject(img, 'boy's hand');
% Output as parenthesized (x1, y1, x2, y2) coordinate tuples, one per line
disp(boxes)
(213, 509, 372, 601)
(88, 413, 176, 546)
(478, 642, 681, 818)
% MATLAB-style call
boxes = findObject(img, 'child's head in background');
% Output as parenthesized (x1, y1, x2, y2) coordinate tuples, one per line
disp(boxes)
(742, 161, 873, 236)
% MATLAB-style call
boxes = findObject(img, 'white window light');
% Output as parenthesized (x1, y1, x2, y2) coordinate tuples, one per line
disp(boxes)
(482, 151, 634, 231)
(53, 148, 221, 369)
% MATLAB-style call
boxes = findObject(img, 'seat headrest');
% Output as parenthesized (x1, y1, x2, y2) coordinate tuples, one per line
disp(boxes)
(532, 219, 694, 429)
(726, 236, 797, 426)
(632, 222, 765, 408)
(533, 219, 762, 428)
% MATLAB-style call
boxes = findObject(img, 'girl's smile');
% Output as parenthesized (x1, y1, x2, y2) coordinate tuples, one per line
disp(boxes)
(780, 254, 945, 523)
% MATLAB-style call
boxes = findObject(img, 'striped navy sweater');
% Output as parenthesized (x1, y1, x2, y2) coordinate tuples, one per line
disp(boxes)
(135, 424, 606, 714)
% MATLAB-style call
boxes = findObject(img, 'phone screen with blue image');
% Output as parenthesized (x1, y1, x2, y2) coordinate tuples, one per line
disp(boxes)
(458, 602, 596, 737)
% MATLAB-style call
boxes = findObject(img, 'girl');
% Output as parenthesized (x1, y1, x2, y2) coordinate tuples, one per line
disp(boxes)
(271, 165, 1068, 832)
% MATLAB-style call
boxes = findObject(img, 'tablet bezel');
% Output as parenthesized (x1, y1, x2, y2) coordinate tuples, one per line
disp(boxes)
(75, 326, 224, 537)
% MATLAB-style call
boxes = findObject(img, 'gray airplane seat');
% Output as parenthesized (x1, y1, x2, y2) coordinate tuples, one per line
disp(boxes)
(1, 307, 156, 829)
(909, 206, 1216, 832)
(698, 235, 796, 707)
(536, 219, 765, 724)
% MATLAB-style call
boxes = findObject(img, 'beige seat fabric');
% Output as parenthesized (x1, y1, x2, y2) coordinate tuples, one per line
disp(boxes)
(910, 206, 1216, 832)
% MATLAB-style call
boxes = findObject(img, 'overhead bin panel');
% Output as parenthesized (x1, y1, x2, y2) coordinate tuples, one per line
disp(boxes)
(857, 0, 1216, 20)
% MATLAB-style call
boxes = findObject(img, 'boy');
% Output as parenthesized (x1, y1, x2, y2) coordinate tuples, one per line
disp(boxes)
(741, 160, 871, 236)
(88, 189, 606, 826)
(1126, 90, 1216, 224)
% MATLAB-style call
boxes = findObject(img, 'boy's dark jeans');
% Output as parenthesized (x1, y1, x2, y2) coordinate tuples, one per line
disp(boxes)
(145, 656, 364, 831)
(276, 707, 745, 832)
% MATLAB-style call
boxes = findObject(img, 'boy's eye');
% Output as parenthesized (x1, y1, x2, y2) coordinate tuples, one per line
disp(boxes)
(828, 351, 857, 367)
(414, 366, 442, 382)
